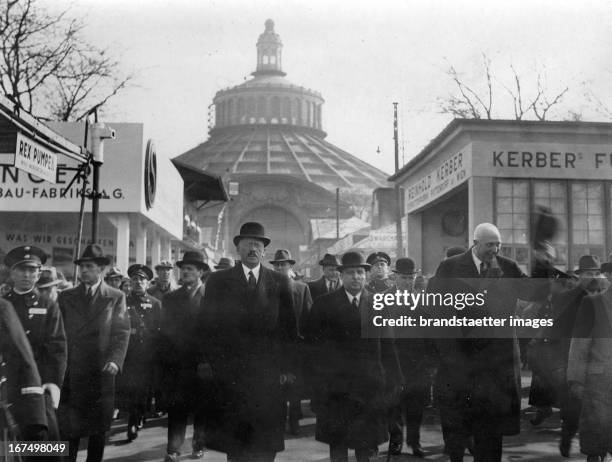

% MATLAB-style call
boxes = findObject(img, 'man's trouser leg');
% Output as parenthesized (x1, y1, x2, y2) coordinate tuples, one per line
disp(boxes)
(167, 408, 188, 455)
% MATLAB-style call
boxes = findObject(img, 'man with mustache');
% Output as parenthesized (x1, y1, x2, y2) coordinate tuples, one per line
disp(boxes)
(198, 222, 297, 462)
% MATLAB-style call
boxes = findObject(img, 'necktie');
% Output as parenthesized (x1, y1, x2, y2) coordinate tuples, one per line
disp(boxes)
(86, 286, 93, 303)
(480, 262, 488, 277)
(248, 271, 257, 291)
(329, 280, 335, 292)
(352, 297, 359, 310)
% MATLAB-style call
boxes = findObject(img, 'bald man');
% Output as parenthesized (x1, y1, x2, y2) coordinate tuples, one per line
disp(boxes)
(431, 223, 545, 462)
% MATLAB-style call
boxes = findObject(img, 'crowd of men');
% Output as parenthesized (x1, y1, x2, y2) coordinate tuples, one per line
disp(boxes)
(1, 220, 612, 462)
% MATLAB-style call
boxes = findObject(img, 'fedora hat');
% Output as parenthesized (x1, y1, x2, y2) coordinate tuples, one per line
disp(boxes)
(392, 257, 417, 275)
(319, 253, 340, 267)
(5, 246, 47, 269)
(366, 252, 391, 266)
(233, 222, 271, 247)
(37, 266, 62, 289)
(214, 257, 234, 270)
(105, 266, 124, 280)
(338, 251, 371, 272)
(176, 251, 210, 270)
(269, 249, 295, 265)
(575, 255, 601, 274)
(154, 260, 174, 270)
(74, 244, 110, 266)
(127, 264, 154, 280)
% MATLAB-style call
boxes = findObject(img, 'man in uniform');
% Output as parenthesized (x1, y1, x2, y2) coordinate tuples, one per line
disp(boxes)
(1, 297, 47, 456)
(270, 249, 313, 435)
(366, 252, 394, 294)
(3, 246, 67, 447)
(308, 254, 341, 301)
(158, 252, 208, 462)
(58, 244, 130, 462)
(118, 264, 161, 442)
(199, 222, 297, 462)
(148, 261, 178, 301)
(386, 257, 428, 458)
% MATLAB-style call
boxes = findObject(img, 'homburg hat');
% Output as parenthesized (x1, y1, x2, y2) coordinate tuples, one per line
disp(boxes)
(233, 222, 271, 247)
(5, 246, 47, 269)
(74, 244, 110, 266)
(214, 257, 234, 270)
(366, 251, 391, 266)
(338, 251, 371, 272)
(575, 255, 601, 274)
(392, 257, 417, 275)
(269, 249, 295, 265)
(127, 264, 154, 280)
(319, 253, 340, 267)
(176, 251, 210, 271)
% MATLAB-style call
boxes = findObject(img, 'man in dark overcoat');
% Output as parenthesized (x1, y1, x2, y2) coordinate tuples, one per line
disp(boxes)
(431, 223, 547, 462)
(118, 264, 161, 442)
(307, 251, 403, 462)
(270, 248, 313, 435)
(57, 245, 130, 462)
(308, 253, 342, 302)
(1, 297, 47, 448)
(198, 222, 298, 462)
(3, 246, 67, 450)
(158, 251, 208, 461)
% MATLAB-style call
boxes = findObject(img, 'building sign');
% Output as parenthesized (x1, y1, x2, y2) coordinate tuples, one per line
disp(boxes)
(475, 142, 612, 179)
(14, 132, 58, 183)
(405, 150, 470, 212)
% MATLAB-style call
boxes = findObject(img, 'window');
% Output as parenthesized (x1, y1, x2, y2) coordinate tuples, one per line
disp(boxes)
(571, 182, 604, 265)
(496, 180, 529, 265)
(534, 180, 568, 266)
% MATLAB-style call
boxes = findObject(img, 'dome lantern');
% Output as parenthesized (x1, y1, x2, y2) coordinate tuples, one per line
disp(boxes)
(253, 19, 285, 77)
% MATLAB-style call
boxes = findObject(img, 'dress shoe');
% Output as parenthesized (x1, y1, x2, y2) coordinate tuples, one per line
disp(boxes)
(559, 435, 571, 457)
(191, 449, 205, 459)
(530, 406, 553, 426)
(127, 425, 138, 442)
(388, 441, 402, 455)
(411, 443, 425, 458)
(164, 453, 179, 462)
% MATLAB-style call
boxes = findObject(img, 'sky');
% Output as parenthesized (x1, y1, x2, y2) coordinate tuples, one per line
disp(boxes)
(45, 0, 612, 175)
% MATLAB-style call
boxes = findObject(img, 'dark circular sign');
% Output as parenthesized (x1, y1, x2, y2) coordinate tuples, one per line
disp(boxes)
(144, 139, 157, 209)
(442, 210, 466, 237)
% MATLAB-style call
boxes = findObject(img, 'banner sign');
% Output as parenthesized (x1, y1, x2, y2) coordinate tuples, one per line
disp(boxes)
(15, 132, 58, 183)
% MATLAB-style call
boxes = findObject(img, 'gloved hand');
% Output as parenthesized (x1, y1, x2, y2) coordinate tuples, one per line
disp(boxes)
(102, 362, 119, 376)
(42, 383, 61, 409)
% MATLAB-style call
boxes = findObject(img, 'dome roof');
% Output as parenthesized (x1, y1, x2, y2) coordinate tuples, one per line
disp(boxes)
(173, 126, 388, 193)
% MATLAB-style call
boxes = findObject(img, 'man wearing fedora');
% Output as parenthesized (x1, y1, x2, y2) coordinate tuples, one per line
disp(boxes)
(57, 244, 130, 462)
(157, 251, 208, 462)
(540, 254, 605, 457)
(148, 261, 178, 301)
(386, 257, 429, 458)
(117, 264, 162, 442)
(307, 251, 402, 462)
(104, 266, 125, 290)
(3, 246, 67, 453)
(270, 248, 313, 436)
(37, 266, 63, 304)
(199, 222, 297, 462)
(308, 253, 342, 302)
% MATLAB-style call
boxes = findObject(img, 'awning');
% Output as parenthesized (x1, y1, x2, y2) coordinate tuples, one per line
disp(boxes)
(171, 158, 228, 202)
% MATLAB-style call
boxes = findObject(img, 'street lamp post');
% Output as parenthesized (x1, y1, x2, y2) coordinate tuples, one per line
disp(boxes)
(393, 102, 403, 257)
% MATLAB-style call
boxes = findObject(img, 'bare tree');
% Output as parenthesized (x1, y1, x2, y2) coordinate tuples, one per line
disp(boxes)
(0, 0, 132, 120)
(439, 53, 570, 121)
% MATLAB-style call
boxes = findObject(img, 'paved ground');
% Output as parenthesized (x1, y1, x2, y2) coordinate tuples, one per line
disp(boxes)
(76, 372, 593, 462)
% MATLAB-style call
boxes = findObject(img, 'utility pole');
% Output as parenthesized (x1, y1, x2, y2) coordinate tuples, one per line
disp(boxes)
(90, 122, 115, 243)
(336, 188, 340, 239)
(393, 102, 403, 257)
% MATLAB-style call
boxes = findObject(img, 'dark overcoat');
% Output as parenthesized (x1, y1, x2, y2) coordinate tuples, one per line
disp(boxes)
(1, 298, 47, 432)
(568, 289, 612, 455)
(200, 264, 297, 455)
(117, 292, 161, 408)
(432, 250, 538, 436)
(57, 282, 130, 438)
(157, 284, 206, 411)
(308, 277, 338, 302)
(307, 288, 402, 449)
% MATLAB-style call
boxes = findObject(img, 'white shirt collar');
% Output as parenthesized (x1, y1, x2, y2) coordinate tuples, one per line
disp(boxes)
(345, 290, 362, 305)
(242, 263, 261, 282)
(13, 287, 34, 295)
(85, 278, 102, 294)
